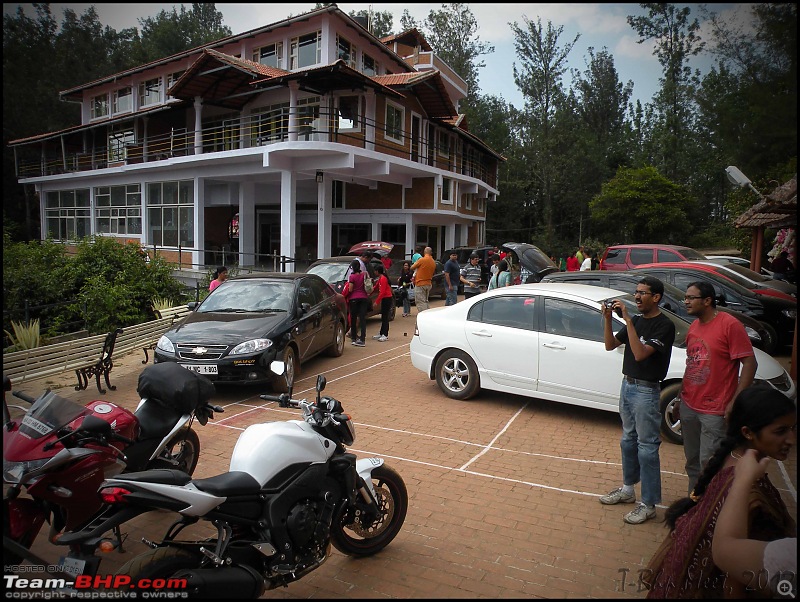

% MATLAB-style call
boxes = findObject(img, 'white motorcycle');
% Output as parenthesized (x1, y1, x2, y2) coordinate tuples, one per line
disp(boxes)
(57, 363, 408, 598)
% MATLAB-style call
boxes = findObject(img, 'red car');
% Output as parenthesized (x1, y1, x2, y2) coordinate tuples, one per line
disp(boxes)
(636, 261, 796, 302)
(599, 244, 706, 271)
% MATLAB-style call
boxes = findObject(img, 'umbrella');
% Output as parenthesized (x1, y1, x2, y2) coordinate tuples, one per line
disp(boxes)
(348, 241, 395, 256)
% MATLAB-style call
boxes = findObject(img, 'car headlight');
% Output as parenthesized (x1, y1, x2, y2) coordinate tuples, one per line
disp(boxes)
(3, 457, 51, 484)
(782, 309, 796, 319)
(744, 326, 761, 342)
(230, 339, 273, 355)
(156, 335, 175, 353)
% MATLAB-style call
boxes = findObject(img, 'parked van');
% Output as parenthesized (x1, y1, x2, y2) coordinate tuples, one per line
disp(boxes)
(599, 244, 706, 271)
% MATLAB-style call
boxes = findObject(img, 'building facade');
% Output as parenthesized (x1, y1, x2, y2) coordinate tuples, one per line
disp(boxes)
(10, 5, 503, 271)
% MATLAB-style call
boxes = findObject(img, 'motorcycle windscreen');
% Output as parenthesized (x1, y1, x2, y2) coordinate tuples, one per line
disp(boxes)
(18, 391, 89, 439)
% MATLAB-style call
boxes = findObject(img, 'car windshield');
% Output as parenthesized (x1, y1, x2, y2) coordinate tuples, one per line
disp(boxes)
(200, 280, 294, 313)
(719, 263, 771, 283)
(307, 263, 349, 283)
(681, 248, 706, 260)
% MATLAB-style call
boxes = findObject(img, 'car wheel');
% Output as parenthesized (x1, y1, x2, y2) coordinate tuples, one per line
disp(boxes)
(435, 349, 480, 400)
(272, 345, 299, 393)
(659, 382, 683, 445)
(326, 321, 345, 357)
(388, 302, 396, 322)
(756, 321, 778, 355)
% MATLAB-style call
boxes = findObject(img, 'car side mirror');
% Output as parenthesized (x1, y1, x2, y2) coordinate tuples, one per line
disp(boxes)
(187, 301, 198, 311)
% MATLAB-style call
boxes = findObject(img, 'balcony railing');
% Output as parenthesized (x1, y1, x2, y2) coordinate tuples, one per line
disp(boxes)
(16, 108, 497, 188)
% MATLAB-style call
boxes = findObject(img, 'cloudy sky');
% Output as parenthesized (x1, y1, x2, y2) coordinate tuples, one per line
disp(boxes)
(6, 3, 755, 107)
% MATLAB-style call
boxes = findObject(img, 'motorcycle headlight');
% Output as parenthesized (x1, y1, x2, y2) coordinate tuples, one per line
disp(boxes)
(156, 335, 175, 353)
(230, 339, 273, 355)
(744, 326, 761, 342)
(3, 457, 51, 484)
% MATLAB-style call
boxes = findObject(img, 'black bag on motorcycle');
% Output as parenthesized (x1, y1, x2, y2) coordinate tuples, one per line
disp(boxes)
(137, 363, 215, 414)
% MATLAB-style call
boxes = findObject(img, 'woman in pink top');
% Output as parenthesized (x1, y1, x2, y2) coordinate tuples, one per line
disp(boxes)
(347, 260, 369, 347)
(209, 266, 228, 292)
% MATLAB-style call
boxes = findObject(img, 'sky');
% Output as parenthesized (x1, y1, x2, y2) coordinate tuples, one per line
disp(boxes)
(4, 3, 756, 108)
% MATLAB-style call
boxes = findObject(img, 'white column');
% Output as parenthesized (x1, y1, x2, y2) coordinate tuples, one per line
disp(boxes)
(194, 178, 204, 269)
(365, 89, 376, 151)
(239, 182, 255, 267)
(193, 97, 203, 155)
(317, 177, 332, 259)
(288, 82, 299, 142)
(280, 170, 296, 270)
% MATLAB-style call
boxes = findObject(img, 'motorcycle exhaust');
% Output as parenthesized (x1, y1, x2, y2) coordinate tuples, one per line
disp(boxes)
(173, 565, 265, 599)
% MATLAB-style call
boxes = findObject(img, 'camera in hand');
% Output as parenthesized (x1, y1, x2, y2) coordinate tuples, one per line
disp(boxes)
(604, 299, 623, 317)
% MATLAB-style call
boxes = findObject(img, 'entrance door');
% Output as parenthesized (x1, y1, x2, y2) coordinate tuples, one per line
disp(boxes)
(257, 214, 281, 270)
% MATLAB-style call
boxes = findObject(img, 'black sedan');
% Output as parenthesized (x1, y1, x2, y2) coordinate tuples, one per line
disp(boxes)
(153, 273, 347, 391)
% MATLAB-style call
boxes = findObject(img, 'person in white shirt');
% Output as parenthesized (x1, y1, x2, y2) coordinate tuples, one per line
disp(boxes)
(580, 252, 593, 271)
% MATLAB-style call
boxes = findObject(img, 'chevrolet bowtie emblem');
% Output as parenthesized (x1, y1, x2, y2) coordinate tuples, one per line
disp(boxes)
(192, 347, 208, 354)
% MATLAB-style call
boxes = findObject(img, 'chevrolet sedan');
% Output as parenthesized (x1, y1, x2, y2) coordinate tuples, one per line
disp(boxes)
(409, 283, 796, 444)
(154, 273, 347, 391)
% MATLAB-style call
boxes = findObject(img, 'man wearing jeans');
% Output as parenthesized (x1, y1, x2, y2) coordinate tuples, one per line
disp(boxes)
(600, 276, 676, 524)
(410, 247, 435, 312)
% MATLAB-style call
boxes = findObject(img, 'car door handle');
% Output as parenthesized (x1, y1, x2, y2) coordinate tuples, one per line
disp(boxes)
(471, 331, 492, 338)
(542, 342, 566, 350)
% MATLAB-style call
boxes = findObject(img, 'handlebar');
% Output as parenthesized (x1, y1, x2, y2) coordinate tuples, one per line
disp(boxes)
(12, 391, 37, 404)
(259, 392, 348, 428)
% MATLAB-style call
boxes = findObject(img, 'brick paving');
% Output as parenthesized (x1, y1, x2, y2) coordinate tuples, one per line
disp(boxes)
(6, 298, 797, 599)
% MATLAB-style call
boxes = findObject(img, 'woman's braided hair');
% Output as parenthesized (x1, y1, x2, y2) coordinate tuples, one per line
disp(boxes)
(663, 384, 796, 530)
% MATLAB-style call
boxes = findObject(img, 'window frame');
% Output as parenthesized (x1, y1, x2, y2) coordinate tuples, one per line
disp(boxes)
(290, 31, 321, 70)
(138, 77, 162, 108)
(95, 184, 142, 235)
(336, 34, 356, 69)
(146, 180, 194, 248)
(112, 87, 133, 115)
(362, 53, 377, 76)
(107, 126, 135, 163)
(44, 189, 91, 241)
(336, 95, 361, 131)
(332, 180, 345, 209)
(91, 94, 109, 120)
(252, 42, 284, 68)
(437, 129, 451, 158)
(441, 177, 453, 205)
(385, 101, 404, 144)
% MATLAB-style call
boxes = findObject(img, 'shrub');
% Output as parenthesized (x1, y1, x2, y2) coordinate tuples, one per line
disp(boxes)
(4, 319, 40, 351)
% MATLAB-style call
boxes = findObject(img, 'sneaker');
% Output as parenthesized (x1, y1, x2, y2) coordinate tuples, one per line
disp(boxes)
(378, 335, 388, 342)
(354, 340, 366, 347)
(624, 503, 656, 524)
(351, 340, 358, 346)
(599, 487, 636, 505)
(372, 335, 382, 340)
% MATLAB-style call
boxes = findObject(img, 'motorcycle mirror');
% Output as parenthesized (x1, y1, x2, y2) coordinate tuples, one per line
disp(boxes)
(80, 414, 113, 437)
(4, 375, 11, 393)
(316, 374, 326, 393)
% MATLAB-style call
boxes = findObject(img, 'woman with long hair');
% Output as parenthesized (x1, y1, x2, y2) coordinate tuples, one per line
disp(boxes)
(397, 261, 414, 317)
(209, 266, 228, 292)
(347, 259, 369, 347)
(644, 385, 796, 598)
(488, 260, 512, 289)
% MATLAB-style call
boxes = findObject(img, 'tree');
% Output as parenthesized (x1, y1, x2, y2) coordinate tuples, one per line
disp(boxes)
(349, 9, 393, 38)
(589, 166, 694, 244)
(137, 3, 231, 62)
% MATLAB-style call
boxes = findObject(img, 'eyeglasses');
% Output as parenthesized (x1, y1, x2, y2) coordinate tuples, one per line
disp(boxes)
(633, 291, 653, 297)
(684, 295, 705, 301)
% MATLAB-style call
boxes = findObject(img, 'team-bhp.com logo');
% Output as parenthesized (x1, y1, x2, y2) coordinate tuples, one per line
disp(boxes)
(4, 573, 188, 599)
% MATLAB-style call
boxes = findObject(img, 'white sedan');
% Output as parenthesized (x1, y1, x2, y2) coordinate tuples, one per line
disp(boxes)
(410, 283, 796, 444)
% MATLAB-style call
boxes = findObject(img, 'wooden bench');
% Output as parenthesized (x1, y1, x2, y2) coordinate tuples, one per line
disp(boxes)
(3, 328, 123, 394)
(132, 306, 191, 364)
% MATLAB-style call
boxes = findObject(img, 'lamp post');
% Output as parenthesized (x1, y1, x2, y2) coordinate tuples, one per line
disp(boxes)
(725, 165, 764, 199)
(725, 166, 765, 273)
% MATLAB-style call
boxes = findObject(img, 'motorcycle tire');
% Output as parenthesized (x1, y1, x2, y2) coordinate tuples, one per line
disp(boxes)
(331, 464, 408, 557)
(116, 546, 201, 587)
(148, 428, 200, 475)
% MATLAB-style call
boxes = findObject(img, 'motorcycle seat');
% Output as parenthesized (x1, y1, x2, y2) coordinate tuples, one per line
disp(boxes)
(114, 468, 192, 486)
(193, 471, 261, 496)
(135, 400, 185, 440)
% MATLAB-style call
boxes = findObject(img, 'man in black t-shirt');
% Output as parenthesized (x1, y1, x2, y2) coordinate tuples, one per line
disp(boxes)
(599, 276, 676, 525)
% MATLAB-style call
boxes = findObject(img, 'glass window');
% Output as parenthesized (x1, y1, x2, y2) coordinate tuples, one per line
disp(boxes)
(337, 96, 360, 130)
(95, 184, 142, 235)
(113, 87, 132, 114)
(336, 35, 356, 68)
(441, 177, 452, 204)
(437, 130, 450, 157)
(108, 127, 135, 162)
(603, 249, 625, 265)
(362, 53, 376, 76)
(629, 247, 653, 266)
(543, 298, 604, 342)
(467, 296, 536, 331)
(139, 78, 162, 107)
(658, 249, 681, 262)
(166, 71, 185, 99)
(290, 31, 321, 69)
(253, 42, 283, 68)
(332, 180, 344, 209)
(147, 180, 194, 247)
(385, 102, 404, 143)
(43, 189, 91, 241)
(91, 94, 109, 119)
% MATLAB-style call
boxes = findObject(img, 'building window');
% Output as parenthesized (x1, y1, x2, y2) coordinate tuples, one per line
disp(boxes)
(290, 31, 321, 70)
(147, 180, 193, 247)
(108, 127, 135, 163)
(95, 184, 142, 235)
(441, 177, 453, 204)
(253, 42, 283, 68)
(385, 102, 404, 144)
(466, 192, 473, 210)
(112, 87, 132, 114)
(44, 189, 91, 241)
(138, 78, 162, 107)
(362, 53, 376, 76)
(478, 197, 485, 213)
(337, 96, 360, 131)
(332, 180, 344, 209)
(91, 94, 109, 119)
(251, 102, 289, 144)
(166, 71, 185, 99)
(297, 96, 320, 140)
(437, 129, 450, 158)
(336, 35, 356, 68)
(203, 112, 240, 151)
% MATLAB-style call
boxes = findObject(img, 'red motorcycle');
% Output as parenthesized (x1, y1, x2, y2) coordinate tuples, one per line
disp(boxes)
(3, 362, 222, 567)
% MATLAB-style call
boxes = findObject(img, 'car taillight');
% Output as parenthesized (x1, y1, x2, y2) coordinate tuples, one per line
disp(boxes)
(99, 486, 132, 504)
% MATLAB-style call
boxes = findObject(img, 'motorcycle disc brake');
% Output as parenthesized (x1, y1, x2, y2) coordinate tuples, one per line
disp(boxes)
(348, 483, 394, 538)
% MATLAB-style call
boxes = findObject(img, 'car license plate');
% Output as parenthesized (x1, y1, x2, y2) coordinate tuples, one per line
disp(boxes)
(180, 364, 218, 375)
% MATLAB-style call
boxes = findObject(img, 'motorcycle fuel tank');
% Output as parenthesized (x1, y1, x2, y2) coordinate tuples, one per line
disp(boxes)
(229, 420, 334, 486)
(83, 401, 139, 443)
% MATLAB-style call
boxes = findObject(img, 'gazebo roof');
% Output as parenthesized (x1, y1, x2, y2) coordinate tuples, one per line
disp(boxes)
(735, 174, 797, 229)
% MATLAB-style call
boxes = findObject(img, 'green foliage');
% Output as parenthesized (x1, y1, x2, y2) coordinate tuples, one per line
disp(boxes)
(77, 275, 140, 334)
(4, 319, 40, 351)
(348, 9, 393, 38)
(589, 166, 694, 244)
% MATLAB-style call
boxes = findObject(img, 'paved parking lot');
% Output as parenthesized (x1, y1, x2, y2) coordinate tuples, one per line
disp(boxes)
(8, 298, 797, 598)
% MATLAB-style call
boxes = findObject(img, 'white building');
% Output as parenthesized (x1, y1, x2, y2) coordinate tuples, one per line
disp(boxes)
(10, 5, 503, 272)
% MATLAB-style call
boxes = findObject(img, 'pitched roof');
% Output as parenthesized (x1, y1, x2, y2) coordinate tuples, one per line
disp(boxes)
(372, 70, 456, 118)
(380, 28, 433, 52)
(734, 174, 797, 229)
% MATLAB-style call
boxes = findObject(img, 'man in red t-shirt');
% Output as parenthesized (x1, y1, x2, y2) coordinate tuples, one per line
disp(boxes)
(680, 280, 756, 494)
